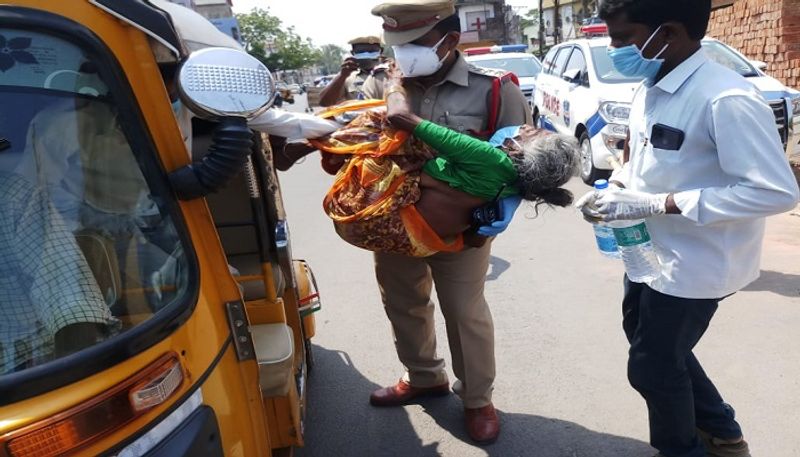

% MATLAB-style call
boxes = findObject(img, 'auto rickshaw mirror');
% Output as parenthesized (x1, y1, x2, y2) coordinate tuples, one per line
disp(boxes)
(177, 47, 276, 120)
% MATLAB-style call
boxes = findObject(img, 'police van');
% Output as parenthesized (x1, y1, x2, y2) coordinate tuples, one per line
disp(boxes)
(464, 45, 543, 105)
(533, 37, 800, 184)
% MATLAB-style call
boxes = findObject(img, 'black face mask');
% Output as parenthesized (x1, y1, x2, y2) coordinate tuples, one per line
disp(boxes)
(357, 59, 379, 72)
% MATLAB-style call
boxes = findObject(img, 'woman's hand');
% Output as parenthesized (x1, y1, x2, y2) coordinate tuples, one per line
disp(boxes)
(385, 87, 422, 132)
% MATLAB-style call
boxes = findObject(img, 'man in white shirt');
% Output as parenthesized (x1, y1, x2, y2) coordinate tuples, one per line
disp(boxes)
(577, 1, 800, 457)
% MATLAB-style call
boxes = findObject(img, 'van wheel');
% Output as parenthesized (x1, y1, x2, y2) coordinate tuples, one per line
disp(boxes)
(579, 131, 610, 185)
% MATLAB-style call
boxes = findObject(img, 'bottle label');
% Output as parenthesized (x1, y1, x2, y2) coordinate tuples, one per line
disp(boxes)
(613, 222, 651, 247)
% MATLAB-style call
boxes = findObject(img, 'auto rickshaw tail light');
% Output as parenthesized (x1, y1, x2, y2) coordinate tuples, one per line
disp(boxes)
(3, 354, 183, 457)
(129, 357, 183, 412)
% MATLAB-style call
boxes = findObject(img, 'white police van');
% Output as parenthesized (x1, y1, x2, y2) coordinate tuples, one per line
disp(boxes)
(533, 37, 800, 184)
(464, 45, 543, 105)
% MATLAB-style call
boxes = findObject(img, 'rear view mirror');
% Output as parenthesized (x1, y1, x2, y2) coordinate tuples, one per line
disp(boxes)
(750, 60, 767, 71)
(562, 68, 582, 84)
(177, 47, 276, 120)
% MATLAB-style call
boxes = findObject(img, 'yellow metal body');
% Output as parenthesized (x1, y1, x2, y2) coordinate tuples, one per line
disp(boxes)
(0, 1, 315, 455)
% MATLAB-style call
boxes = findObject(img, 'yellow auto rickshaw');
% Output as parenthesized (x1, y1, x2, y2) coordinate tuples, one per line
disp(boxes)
(0, 1, 319, 455)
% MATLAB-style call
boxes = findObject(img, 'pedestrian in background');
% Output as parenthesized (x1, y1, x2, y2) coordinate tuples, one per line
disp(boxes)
(361, 0, 531, 445)
(318, 36, 388, 106)
(577, 1, 800, 456)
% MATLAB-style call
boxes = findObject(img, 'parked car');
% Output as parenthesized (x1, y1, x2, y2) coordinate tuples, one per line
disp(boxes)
(464, 44, 543, 107)
(533, 36, 800, 184)
(580, 17, 608, 38)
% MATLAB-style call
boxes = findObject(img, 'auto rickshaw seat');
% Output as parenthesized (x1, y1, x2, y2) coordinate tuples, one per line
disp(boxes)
(74, 229, 122, 307)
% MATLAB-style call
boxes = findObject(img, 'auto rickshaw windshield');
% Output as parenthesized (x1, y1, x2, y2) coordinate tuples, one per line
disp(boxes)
(0, 27, 192, 378)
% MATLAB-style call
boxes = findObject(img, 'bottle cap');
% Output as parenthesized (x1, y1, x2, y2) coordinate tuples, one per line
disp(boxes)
(594, 179, 609, 190)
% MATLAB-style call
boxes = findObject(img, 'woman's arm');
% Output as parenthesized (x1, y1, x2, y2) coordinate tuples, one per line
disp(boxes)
(413, 120, 515, 179)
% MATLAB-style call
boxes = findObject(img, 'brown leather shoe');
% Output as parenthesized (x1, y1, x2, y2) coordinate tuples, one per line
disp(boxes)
(697, 429, 751, 457)
(369, 380, 450, 407)
(465, 403, 500, 444)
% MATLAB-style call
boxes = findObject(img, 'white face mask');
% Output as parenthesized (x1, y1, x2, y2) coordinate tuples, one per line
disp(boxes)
(392, 35, 450, 78)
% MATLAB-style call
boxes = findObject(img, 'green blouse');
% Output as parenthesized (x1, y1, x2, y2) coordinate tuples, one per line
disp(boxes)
(413, 120, 519, 200)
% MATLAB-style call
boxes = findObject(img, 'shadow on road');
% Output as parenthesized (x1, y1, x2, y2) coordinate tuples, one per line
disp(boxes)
(743, 270, 800, 298)
(297, 345, 653, 457)
(296, 345, 443, 457)
(486, 255, 511, 282)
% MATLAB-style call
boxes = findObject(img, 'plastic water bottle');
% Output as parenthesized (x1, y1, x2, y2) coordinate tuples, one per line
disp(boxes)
(591, 180, 620, 259)
(611, 218, 660, 283)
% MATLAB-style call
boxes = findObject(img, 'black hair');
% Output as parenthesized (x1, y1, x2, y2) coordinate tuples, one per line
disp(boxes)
(432, 14, 461, 36)
(598, 0, 711, 40)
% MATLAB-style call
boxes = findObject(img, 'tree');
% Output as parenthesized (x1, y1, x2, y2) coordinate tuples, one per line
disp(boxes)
(520, 8, 539, 30)
(236, 8, 319, 72)
(317, 44, 345, 75)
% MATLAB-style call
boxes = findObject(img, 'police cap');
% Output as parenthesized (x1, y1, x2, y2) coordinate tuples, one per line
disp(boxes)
(348, 36, 383, 46)
(371, 0, 456, 46)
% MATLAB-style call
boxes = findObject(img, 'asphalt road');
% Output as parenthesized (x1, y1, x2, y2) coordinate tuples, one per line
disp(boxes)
(279, 94, 800, 457)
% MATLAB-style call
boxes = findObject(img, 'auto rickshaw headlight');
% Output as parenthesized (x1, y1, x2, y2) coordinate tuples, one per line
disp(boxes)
(177, 47, 276, 120)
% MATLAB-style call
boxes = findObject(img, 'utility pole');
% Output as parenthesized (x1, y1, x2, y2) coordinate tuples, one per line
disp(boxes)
(554, 0, 561, 44)
(538, 0, 544, 56)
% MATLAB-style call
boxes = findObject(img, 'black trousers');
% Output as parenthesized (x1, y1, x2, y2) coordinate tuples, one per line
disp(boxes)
(622, 278, 742, 457)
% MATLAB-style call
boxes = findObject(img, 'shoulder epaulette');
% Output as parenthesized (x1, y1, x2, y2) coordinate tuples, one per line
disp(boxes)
(466, 63, 507, 79)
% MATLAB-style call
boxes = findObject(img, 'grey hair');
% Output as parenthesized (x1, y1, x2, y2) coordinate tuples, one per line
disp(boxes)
(510, 133, 579, 209)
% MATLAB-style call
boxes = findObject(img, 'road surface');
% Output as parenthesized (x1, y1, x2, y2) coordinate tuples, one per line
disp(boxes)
(278, 93, 800, 457)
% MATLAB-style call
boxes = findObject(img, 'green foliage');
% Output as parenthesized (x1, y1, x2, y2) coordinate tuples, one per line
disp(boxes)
(236, 8, 320, 71)
(318, 44, 345, 75)
(520, 8, 540, 30)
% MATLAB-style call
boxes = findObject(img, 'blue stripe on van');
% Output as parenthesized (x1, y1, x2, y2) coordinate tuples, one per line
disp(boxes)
(586, 111, 607, 137)
(539, 116, 558, 132)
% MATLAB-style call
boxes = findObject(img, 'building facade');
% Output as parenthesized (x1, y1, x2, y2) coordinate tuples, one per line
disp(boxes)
(167, 0, 242, 43)
(707, 0, 800, 89)
(524, 0, 597, 48)
(455, 0, 522, 45)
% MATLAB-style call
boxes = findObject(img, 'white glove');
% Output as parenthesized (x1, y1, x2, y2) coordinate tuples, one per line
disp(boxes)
(593, 188, 669, 221)
(574, 182, 622, 222)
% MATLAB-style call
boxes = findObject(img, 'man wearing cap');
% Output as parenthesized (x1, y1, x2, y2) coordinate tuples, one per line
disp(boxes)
(362, 0, 531, 445)
(318, 36, 389, 106)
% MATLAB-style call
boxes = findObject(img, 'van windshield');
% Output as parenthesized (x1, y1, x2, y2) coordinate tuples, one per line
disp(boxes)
(0, 29, 191, 377)
(470, 57, 542, 78)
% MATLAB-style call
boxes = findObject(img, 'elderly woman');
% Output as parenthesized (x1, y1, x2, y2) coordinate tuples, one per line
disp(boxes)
(276, 88, 578, 257)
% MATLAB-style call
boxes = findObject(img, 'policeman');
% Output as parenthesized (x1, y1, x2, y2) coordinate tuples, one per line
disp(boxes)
(318, 36, 389, 106)
(361, 0, 530, 445)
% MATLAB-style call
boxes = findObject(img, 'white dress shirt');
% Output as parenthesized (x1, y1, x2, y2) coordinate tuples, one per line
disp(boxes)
(613, 49, 800, 299)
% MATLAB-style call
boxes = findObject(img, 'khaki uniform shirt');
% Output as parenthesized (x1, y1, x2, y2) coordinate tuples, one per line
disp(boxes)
(343, 67, 388, 101)
(362, 52, 531, 136)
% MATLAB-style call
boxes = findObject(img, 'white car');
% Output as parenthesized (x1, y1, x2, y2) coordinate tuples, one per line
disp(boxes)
(464, 45, 543, 105)
(533, 37, 800, 185)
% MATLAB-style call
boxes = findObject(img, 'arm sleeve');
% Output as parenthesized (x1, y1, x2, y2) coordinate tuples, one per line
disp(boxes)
(672, 93, 800, 225)
(248, 109, 341, 140)
(494, 80, 533, 128)
(413, 120, 516, 181)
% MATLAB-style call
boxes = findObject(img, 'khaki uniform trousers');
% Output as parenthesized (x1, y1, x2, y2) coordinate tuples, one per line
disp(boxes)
(374, 241, 494, 409)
